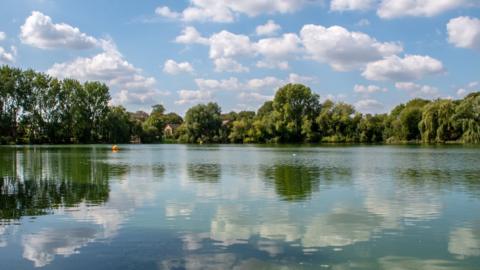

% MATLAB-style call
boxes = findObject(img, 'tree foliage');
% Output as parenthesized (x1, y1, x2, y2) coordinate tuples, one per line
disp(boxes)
(1, 65, 480, 145)
(179, 102, 222, 143)
(0, 66, 175, 144)
(272, 84, 321, 142)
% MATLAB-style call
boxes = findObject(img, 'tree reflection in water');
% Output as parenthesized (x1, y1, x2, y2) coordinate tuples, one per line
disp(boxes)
(0, 147, 127, 220)
(263, 163, 351, 202)
(187, 163, 221, 183)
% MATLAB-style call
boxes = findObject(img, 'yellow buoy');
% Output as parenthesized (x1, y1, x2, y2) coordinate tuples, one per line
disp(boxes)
(112, 145, 119, 152)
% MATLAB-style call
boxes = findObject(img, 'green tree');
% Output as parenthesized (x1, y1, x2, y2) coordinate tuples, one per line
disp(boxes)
(2, 66, 480, 146)
(104, 106, 132, 143)
(84, 81, 110, 142)
(162, 112, 183, 125)
(70, 81, 110, 143)
(62, 79, 84, 143)
(180, 102, 222, 143)
(272, 84, 321, 142)
(317, 102, 357, 142)
(358, 114, 386, 143)
(250, 101, 276, 143)
(228, 111, 256, 143)
(0, 66, 23, 140)
(419, 99, 459, 143)
(453, 93, 480, 143)
(383, 104, 405, 142)
(141, 104, 167, 143)
(385, 99, 429, 142)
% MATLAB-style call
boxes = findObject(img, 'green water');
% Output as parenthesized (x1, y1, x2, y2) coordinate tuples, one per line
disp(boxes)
(0, 145, 480, 269)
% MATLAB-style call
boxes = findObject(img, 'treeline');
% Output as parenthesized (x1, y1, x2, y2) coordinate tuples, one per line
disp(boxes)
(0, 66, 182, 144)
(1, 65, 479, 144)
(179, 85, 480, 144)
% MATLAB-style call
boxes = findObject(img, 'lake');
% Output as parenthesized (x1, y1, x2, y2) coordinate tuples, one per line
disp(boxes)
(0, 145, 480, 269)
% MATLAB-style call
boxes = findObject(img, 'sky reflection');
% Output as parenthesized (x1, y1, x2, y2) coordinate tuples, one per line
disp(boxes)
(0, 145, 479, 269)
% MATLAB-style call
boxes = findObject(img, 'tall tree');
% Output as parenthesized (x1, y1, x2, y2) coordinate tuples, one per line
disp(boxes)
(104, 106, 132, 143)
(180, 102, 222, 143)
(272, 84, 321, 142)
(0, 66, 23, 139)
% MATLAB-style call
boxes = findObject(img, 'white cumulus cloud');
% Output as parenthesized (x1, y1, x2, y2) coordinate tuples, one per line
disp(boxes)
(208, 30, 255, 73)
(330, 0, 473, 19)
(176, 90, 213, 105)
(256, 60, 289, 70)
(175, 26, 209, 45)
(246, 76, 284, 90)
(173, 26, 315, 72)
(377, 0, 469, 19)
(447, 16, 480, 51)
(47, 41, 161, 107)
(238, 92, 273, 102)
(331, 0, 377, 11)
(354, 84, 388, 94)
(156, 0, 314, 23)
(395, 82, 440, 97)
(456, 81, 479, 97)
(209, 30, 255, 59)
(195, 77, 242, 92)
(20, 11, 98, 50)
(288, 73, 314, 84)
(355, 99, 385, 113)
(256, 20, 282, 36)
(191, 74, 311, 97)
(163, 59, 194, 75)
(255, 33, 301, 69)
(362, 55, 444, 81)
(0, 46, 16, 64)
(155, 6, 181, 19)
(300, 24, 403, 71)
(0, 32, 6, 41)
(457, 88, 468, 97)
(214, 58, 249, 73)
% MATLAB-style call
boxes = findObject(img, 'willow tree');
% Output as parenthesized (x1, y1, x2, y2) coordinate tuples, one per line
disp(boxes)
(454, 93, 480, 143)
(419, 99, 458, 143)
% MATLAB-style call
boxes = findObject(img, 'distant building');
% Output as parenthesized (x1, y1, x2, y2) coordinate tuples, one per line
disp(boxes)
(164, 124, 180, 137)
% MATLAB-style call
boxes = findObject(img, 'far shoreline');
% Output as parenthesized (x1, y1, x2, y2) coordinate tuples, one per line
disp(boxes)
(1, 141, 474, 147)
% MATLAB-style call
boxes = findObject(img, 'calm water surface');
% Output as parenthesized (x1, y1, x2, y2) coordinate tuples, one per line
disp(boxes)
(1, 145, 480, 269)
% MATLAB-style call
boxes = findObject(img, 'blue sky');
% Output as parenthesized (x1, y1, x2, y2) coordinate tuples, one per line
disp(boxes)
(0, 0, 479, 114)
